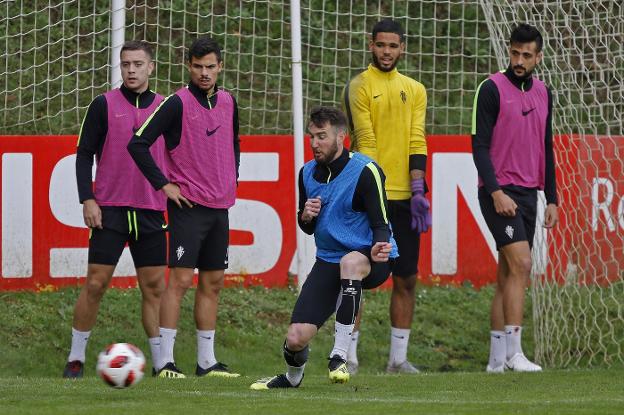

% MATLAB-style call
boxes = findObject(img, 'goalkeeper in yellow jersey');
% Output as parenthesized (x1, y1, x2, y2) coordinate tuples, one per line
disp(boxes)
(343, 18, 429, 374)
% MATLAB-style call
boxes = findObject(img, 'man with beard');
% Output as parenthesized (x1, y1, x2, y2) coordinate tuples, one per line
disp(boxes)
(343, 18, 429, 374)
(250, 106, 397, 389)
(472, 23, 558, 372)
(128, 36, 240, 378)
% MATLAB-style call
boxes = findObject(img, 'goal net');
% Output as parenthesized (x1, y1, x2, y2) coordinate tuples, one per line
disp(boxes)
(0, 0, 294, 135)
(1, 0, 622, 367)
(1, 0, 498, 136)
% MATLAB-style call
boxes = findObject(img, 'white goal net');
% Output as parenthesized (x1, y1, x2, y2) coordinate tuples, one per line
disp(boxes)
(1, 0, 295, 135)
(1, 0, 622, 367)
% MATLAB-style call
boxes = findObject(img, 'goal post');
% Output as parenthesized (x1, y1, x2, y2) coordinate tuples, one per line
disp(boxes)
(110, 0, 126, 89)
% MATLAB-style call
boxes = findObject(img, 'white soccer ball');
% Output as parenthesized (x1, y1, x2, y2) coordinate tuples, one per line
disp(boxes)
(96, 343, 145, 388)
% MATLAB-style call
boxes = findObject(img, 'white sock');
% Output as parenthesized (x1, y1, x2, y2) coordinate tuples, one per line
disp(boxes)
(68, 328, 91, 362)
(388, 327, 410, 365)
(505, 325, 523, 360)
(488, 330, 506, 368)
(347, 331, 360, 364)
(197, 329, 217, 369)
(158, 327, 177, 370)
(286, 364, 305, 386)
(148, 337, 160, 369)
(330, 321, 353, 360)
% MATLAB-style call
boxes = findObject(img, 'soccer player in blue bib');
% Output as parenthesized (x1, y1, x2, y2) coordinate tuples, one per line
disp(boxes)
(250, 106, 397, 389)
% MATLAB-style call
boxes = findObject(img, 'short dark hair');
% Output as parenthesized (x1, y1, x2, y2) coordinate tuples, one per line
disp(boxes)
(372, 19, 405, 42)
(309, 106, 347, 132)
(188, 36, 222, 63)
(509, 24, 543, 52)
(120, 40, 154, 60)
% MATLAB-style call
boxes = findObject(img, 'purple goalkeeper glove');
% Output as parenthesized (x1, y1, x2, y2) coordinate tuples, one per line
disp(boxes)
(410, 178, 431, 233)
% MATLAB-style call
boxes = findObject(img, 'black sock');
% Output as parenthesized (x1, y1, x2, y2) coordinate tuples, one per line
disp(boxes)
(283, 341, 309, 367)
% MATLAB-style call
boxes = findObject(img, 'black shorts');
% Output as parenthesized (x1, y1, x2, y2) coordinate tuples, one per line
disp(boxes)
(291, 257, 394, 328)
(88, 206, 167, 268)
(388, 199, 421, 277)
(167, 200, 229, 271)
(478, 185, 538, 250)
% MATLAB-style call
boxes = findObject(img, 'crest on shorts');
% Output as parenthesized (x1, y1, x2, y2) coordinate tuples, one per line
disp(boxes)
(176, 245, 185, 260)
(505, 225, 514, 239)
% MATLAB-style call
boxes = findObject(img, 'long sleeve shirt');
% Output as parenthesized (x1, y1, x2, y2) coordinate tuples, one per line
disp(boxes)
(344, 64, 428, 200)
(127, 82, 240, 191)
(472, 67, 557, 205)
(75, 84, 158, 203)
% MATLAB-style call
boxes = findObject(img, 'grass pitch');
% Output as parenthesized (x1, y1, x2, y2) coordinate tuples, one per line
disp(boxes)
(2, 369, 623, 415)
(2, 287, 623, 414)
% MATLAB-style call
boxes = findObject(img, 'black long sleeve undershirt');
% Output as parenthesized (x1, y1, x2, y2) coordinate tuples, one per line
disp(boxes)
(409, 154, 427, 172)
(472, 67, 557, 205)
(75, 85, 157, 203)
(127, 82, 241, 191)
(543, 91, 557, 204)
(297, 148, 391, 245)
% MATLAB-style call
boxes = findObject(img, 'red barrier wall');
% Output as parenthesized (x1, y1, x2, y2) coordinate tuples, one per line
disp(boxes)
(0, 134, 622, 291)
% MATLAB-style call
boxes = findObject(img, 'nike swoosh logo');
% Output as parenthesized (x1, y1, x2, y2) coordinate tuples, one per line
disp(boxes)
(161, 223, 168, 229)
(199, 336, 212, 340)
(159, 335, 176, 340)
(522, 108, 535, 116)
(392, 335, 405, 339)
(115, 113, 126, 118)
(206, 126, 221, 137)
(373, 94, 383, 99)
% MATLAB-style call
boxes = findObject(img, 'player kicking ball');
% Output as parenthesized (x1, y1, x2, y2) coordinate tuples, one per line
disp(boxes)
(250, 106, 397, 390)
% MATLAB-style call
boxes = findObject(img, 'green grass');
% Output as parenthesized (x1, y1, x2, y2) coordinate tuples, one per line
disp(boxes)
(1, 286, 623, 414)
(1, 285, 510, 377)
(1, 370, 623, 415)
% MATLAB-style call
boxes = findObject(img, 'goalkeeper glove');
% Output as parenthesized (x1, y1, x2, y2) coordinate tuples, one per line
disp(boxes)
(410, 178, 431, 233)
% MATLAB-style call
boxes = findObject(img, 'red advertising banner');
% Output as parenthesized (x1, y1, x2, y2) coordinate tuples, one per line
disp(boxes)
(548, 134, 624, 286)
(0, 135, 297, 290)
(0, 134, 622, 291)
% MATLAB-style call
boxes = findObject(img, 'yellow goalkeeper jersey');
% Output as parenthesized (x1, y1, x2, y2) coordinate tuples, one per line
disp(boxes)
(344, 64, 427, 200)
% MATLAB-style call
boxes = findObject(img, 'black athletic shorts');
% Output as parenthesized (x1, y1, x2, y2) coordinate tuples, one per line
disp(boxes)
(478, 185, 538, 250)
(167, 200, 229, 271)
(291, 257, 394, 328)
(88, 206, 167, 267)
(388, 199, 421, 277)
